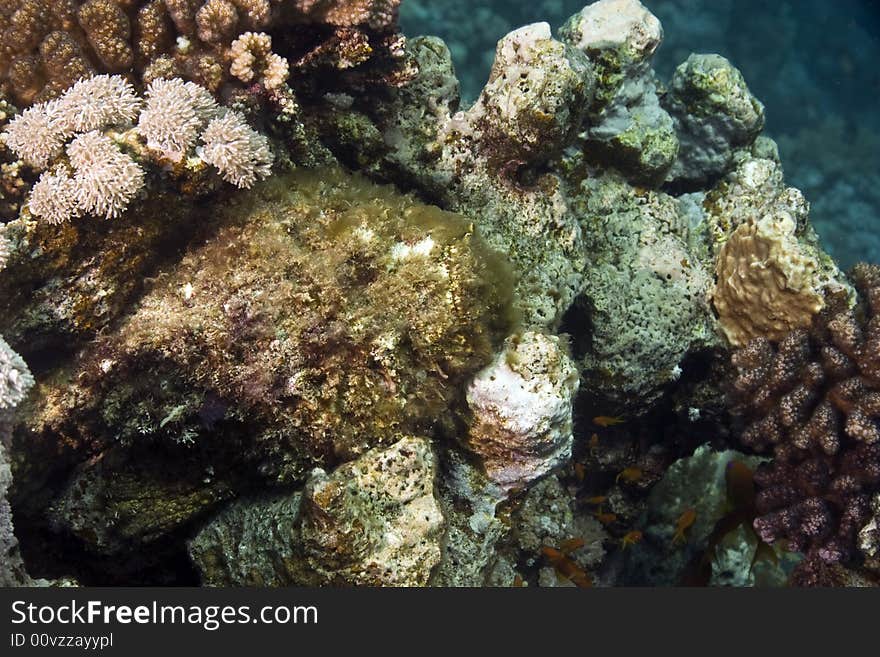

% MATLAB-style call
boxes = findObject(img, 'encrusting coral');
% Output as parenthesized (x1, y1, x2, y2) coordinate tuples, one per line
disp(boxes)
(728, 264, 880, 574)
(713, 213, 826, 347)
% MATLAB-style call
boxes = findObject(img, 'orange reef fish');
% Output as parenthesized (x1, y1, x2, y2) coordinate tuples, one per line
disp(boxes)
(621, 530, 643, 549)
(559, 537, 586, 553)
(593, 415, 625, 427)
(582, 495, 607, 506)
(541, 546, 593, 588)
(574, 462, 587, 482)
(616, 466, 644, 484)
(594, 511, 618, 525)
(672, 508, 697, 545)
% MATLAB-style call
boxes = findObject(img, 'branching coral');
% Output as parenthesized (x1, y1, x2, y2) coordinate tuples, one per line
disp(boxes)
(68, 130, 147, 219)
(228, 31, 288, 90)
(198, 109, 272, 187)
(728, 264, 880, 572)
(0, 0, 408, 106)
(136, 76, 218, 160)
(2, 73, 273, 222)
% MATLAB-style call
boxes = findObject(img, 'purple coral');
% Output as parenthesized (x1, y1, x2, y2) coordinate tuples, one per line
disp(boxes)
(728, 264, 880, 572)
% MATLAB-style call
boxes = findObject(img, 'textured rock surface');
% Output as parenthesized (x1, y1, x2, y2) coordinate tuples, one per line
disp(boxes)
(664, 53, 765, 186)
(571, 172, 716, 410)
(561, 0, 678, 184)
(0, 440, 30, 585)
(623, 445, 786, 586)
(469, 22, 593, 166)
(189, 436, 444, 586)
(463, 332, 579, 493)
(511, 475, 606, 587)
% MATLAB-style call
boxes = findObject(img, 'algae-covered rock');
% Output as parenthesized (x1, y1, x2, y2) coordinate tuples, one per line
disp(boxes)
(1, 440, 30, 585)
(13, 166, 513, 559)
(0, 193, 202, 361)
(623, 445, 792, 587)
(664, 54, 765, 186)
(431, 451, 507, 587)
(189, 436, 444, 586)
(561, 0, 678, 185)
(510, 475, 607, 587)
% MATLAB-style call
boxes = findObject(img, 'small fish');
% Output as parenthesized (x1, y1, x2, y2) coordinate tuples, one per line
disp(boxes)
(542, 546, 593, 588)
(559, 537, 585, 554)
(512, 574, 525, 587)
(621, 530, 643, 549)
(593, 415, 625, 427)
(574, 462, 586, 482)
(672, 508, 697, 545)
(615, 466, 644, 484)
(725, 460, 756, 510)
(594, 511, 618, 526)
(583, 495, 607, 506)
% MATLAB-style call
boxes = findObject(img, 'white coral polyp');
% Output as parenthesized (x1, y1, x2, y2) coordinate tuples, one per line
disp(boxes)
(28, 168, 82, 224)
(2, 101, 68, 169)
(199, 110, 273, 188)
(67, 132, 145, 220)
(137, 78, 219, 162)
(56, 75, 144, 134)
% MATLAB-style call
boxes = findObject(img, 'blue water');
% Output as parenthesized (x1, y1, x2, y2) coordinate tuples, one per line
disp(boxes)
(401, 0, 880, 269)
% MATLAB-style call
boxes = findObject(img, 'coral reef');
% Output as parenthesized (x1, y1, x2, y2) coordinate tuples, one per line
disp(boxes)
(622, 445, 794, 586)
(0, 241, 34, 585)
(706, 156, 847, 347)
(729, 264, 880, 573)
(0, 440, 31, 585)
(663, 53, 764, 187)
(561, 0, 678, 185)
(1, 0, 875, 589)
(2, 74, 274, 222)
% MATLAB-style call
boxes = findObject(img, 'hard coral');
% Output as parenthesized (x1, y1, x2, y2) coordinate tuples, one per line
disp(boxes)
(0, 0, 407, 106)
(3, 74, 274, 222)
(728, 264, 880, 569)
(713, 212, 825, 347)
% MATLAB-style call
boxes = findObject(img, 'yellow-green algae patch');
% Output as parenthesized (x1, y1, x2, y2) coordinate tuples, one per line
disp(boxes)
(16, 166, 515, 556)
